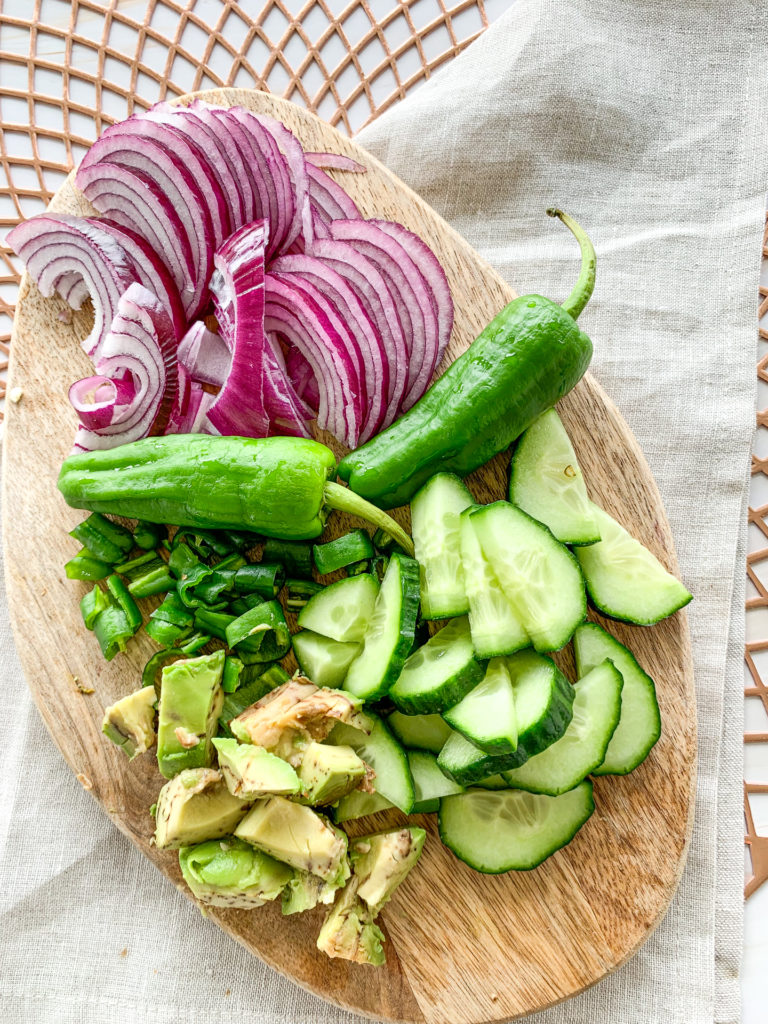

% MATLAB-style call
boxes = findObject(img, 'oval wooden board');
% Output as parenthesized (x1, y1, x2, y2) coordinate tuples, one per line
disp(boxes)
(2, 89, 695, 1024)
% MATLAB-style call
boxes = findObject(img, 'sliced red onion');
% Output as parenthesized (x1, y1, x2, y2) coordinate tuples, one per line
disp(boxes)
(207, 221, 270, 438)
(7, 214, 137, 358)
(263, 343, 312, 438)
(329, 219, 438, 412)
(71, 283, 180, 451)
(265, 274, 362, 447)
(306, 164, 361, 227)
(285, 346, 319, 412)
(177, 321, 231, 388)
(248, 111, 312, 252)
(76, 160, 197, 314)
(308, 237, 409, 427)
(304, 152, 366, 173)
(270, 254, 387, 442)
(370, 219, 453, 374)
(69, 373, 135, 431)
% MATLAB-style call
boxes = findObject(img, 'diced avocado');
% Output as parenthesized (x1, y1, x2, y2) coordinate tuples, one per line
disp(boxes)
(212, 737, 301, 799)
(154, 768, 250, 849)
(102, 685, 156, 759)
(156, 650, 225, 779)
(316, 881, 386, 966)
(230, 679, 371, 765)
(282, 870, 344, 915)
(179, 836, 293, 909)
(297, 742, 367, 805)
(349, 827, 426, 913)
(235, 796, 349, 883)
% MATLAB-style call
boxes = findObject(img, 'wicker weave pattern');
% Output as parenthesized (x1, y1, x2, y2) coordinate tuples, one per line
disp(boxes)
(0, 0, 764, 898)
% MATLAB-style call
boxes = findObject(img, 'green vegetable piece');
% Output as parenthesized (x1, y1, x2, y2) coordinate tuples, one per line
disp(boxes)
(225, 600, 291, 662)
(106, 574, 142, 632)
(235, 796, 349, 884)
(116, 551, 175, 598)
(58, 435, 414, 553)
(389, 616, 485, 715)
(102, 685, 157, 759)
(151, 591, 194, 626)
(282, 871, 343, 915)
(337, 212, 595, 509)
(154, 767, 250, 848)
(411, 473, 473, 619)
(70, 512, 133, 563)
(168, 542, 215, 609)
(156, 650, 225, 779)
(386, 711, 454, 755)
(66, 547, 112, 580)
(262, 538, 313, 578)
(349, 827, 426, 913)
(141, 649, 186, 692)
(292, 630, 361, 689)
(192, 607, 233, 642)
(133, 520, 167, 550)
(297, 741, 367, 805)
(213, 737, 301, 799)
(233, 563, 285, 599)
(313, 529, 375, 575)
(80, 585, 110, 630)
(316, 883, 385, 966)
(180, 836, 292, 909)
(407, 750, 464, 810)
(327, 716, 414, 814)
(284, 578, 325, 611)
(89, 578, 142, 660)
(178, 631, 212, 655)
(217, 665, 290, 736)
(145, 618, 191, 647)
(222, 656, 244, 694)
(443, 656, 518, 754)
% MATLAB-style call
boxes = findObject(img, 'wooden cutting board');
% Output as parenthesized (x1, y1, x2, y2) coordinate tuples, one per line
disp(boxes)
(2, 89, 695, 1024)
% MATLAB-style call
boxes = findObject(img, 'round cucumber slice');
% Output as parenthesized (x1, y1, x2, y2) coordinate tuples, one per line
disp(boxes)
(439, 781, 594, 872)
(510, 408, 600, 545)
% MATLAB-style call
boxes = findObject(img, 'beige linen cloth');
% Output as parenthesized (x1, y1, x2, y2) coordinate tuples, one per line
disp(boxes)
(1, 1, 765, 1021)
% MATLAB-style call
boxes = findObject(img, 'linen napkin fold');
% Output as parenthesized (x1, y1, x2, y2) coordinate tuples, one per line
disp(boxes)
(1, 2, 765, 1022)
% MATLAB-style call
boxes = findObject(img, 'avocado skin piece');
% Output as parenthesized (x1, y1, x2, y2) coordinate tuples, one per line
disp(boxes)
(297, 742, 367, 805)
(235, 796, 349, 883)
(350, 827, 426, 914)
(212, 737, 300, 799)
(179, 836, 292, 909)
(102, 685, 156, 759)
(281, 870, 344, 916)
(154, 768, 251, 849)
(316, 880, 386, 966)
(157, 650, 225, 779)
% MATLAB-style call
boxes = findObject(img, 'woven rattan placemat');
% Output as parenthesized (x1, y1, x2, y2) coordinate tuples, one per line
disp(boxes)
(0, 0, 762, 897)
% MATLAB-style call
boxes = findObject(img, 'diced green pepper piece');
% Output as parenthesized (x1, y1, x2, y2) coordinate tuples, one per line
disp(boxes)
(133, 521, 167, 550)
(193, 608, 235, 642)
(284, 578, 324, 610)
(80, 584, 110, 630)
(233, 563, 285, 599)
(313, 529, 375, 575)
(169, 543, 214, 607)
(92, 601, 134, 660)
(262, 539, 313, 578)
(106, 575, 143, 632)
(70, 512, 133, 563)
(151, 591, 194, 627)
(145, 618, 192, 647)
(178, 631, 212, 655)
(225, 600, 291, 662)
(142, 648, 186, 691)
(66, 547, 112, 581)
(116, 551, 175, 598)
(222, 656, 244, 693)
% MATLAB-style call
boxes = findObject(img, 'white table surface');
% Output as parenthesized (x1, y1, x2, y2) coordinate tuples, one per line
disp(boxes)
(0, 2, 764, 1020)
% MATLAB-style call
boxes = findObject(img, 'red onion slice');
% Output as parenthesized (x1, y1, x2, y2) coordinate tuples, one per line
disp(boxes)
(7, 214, 136, 358)
(69, 373, 135, 431)
(206, 221, 270, 438)
(71, 283, 180, 451)
(248, 111, 312, 252)
(285, 346, 319, 412)
(263, 342, 312, 438)
(306, 164, 361, 227)
(270, 253, 388, 442)
(177, 321, 231, 388)
(304, 152, 366, 173)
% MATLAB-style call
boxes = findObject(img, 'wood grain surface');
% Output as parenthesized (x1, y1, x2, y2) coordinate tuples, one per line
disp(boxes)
(2, 89, 696, 1024)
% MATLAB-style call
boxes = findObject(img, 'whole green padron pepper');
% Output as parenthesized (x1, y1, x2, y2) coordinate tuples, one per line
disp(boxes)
(58, 434, 413, 553)
(337, 209, 596, 509)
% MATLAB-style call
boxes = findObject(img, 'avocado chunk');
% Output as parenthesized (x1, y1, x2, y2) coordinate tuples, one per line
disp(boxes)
(212, 737, 301, 798)
(235, 796, 349, 883)
(102, 685, 156, 759)
(297, 742, 367, 805)
(230, 679, 372, 765)
(316, 880, 386, 966)
(282, 870, 344, 915)
(154, 768, 250, 849)
(350, 827, 426, 914)
(157, 650, 225, 779)
(179, 836, 293, 909)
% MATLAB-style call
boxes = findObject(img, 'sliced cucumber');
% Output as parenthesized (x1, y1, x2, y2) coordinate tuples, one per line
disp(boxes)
(408, 749, 464, 812)
(439, 781, 594, 872)
(343, 553, 420, 701)
(389, 617, 486, 715)
(459, 507, 529, 658)
(327, 715, 415, 813)
(291, 630, 361, 688)
(574, 622, 661, 774)
(411, 473, 473, 619)
(474, 774, 511, 790)
(471, 502, 586, 652)
(575, 503, 692, 625)
(503, 659, 622, 794)
(437, 650, 574, 785)
(444, 657, 517, 754)
(509, 408, 600, 545)
(334, 788, 394, 823)
(297, 573, 379, 643)
(387, 711, 454, 754)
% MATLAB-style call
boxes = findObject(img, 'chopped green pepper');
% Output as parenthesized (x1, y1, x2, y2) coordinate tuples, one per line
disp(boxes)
(106, 575, 142, 633)
(115, 551, 175, 598)
(178, 631, 212, 655)
(70, 512, 134, 564)
(66, 547, 112, 581)
(262, 538, 313, 578)
(80, 585, 110, 630)
(222, 656, 244, 694)
(225, 600, 291, 662)
(168, 542, 215, 608)
(133, 520, 167, 550)
(142, 648, 186, 692)
(88, 576, 142, 661)
(313, 529, 374, 575)
(284, 579, 324, 611)
(232, 563, 285, 599)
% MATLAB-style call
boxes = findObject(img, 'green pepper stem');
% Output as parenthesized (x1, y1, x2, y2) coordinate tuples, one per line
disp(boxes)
(323, 481, 415, 557)
(546, 208, 596, 321)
